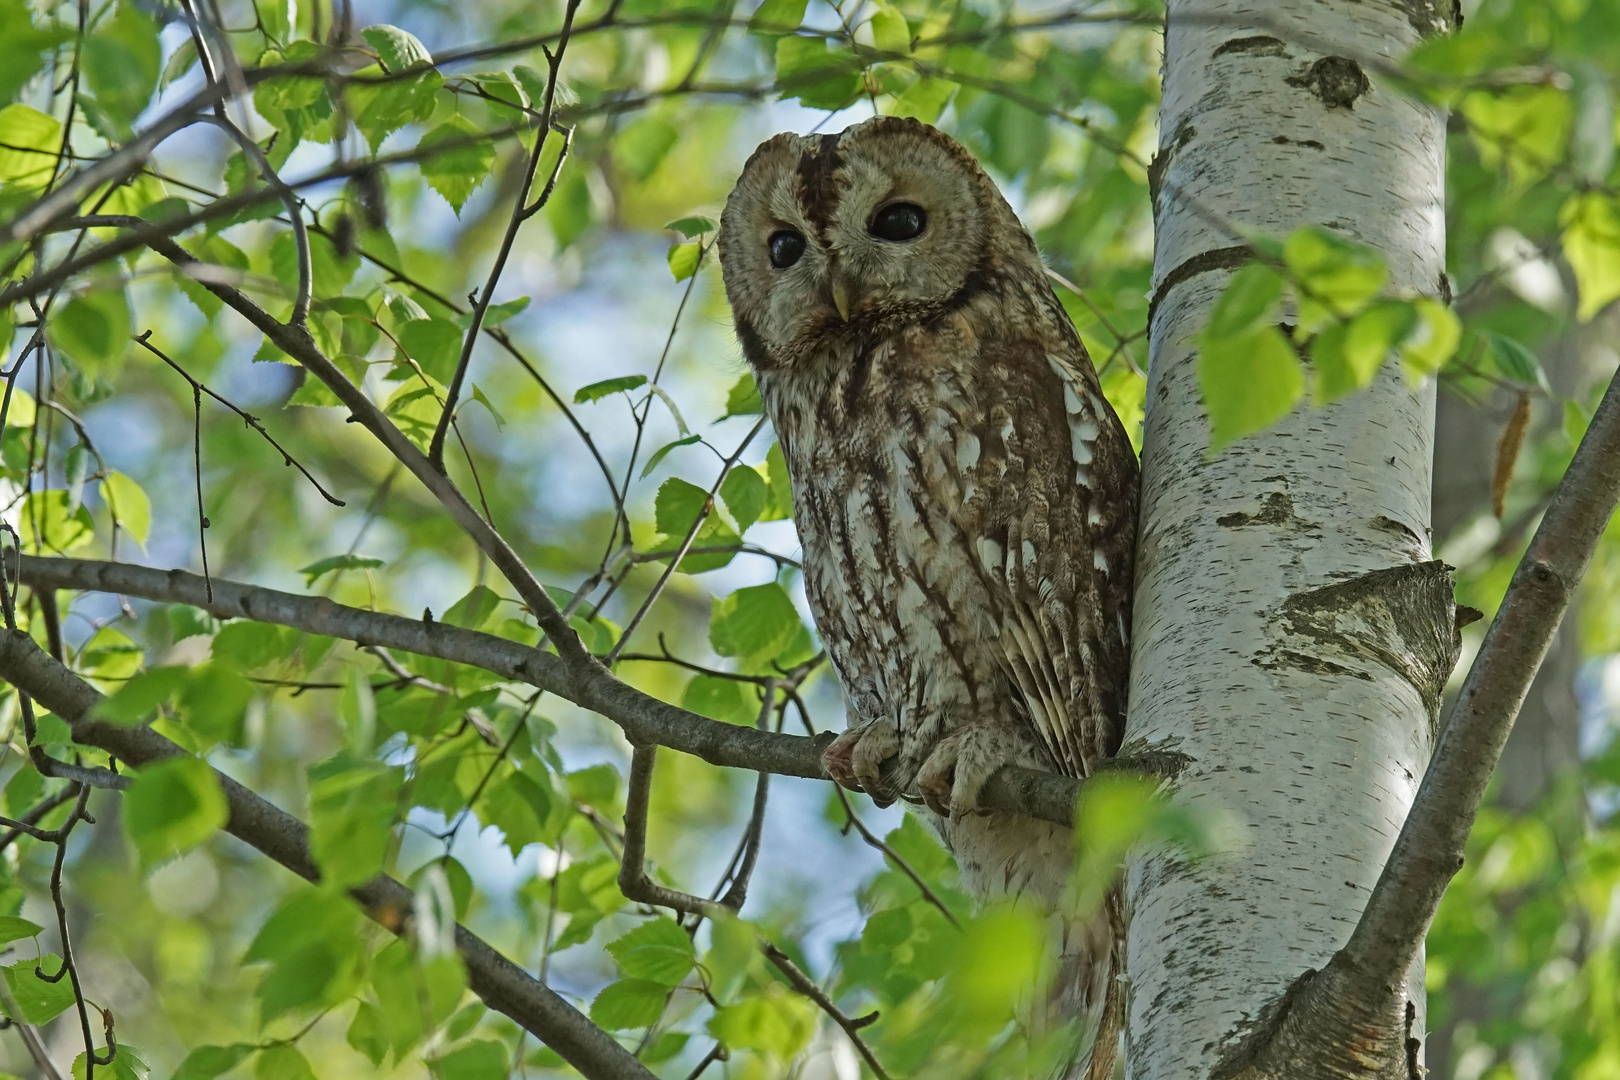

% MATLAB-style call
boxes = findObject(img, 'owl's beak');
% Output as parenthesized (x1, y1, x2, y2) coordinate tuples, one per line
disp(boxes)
(829, 271, 855, 321)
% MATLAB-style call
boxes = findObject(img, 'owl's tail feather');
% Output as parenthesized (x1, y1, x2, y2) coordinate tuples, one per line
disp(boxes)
(1062, 883, 1126, 1080)
(1075, 887, 1127, 1080)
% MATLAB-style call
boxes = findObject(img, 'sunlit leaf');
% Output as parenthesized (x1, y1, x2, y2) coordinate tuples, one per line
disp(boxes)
(123, 756, 229, 869)
(574, 374, 647, 403)
(0, 105, 61, 189)
(710, 583, 799, 660)
(590, 979, 668, 1030)
(1198, 325, 1304, 452)
(608, 918, 696, 986)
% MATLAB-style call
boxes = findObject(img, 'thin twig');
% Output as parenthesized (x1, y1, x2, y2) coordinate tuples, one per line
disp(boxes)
(761, 941, 890, 1080)
(132, 331, 345, 505)
(429, 0, 582, 465)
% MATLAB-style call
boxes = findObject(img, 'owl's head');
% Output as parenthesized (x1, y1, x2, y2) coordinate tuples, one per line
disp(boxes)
(718, 116, 1029, 368)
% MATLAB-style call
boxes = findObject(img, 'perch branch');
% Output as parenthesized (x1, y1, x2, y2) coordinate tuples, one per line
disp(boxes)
(5, 554, 1091, 824)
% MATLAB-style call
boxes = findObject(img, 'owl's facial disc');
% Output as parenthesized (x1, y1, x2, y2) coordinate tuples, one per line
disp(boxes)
(718, 118, 1000, 368)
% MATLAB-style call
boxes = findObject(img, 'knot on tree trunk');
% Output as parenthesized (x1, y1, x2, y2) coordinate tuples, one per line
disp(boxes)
(1208, 951, 1420, 1080)
(1255, 560, 1467, 739)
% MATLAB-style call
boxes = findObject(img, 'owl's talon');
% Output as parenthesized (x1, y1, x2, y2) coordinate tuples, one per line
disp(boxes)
(823, 718, 901, 807)
(917, 726, 1012, 818)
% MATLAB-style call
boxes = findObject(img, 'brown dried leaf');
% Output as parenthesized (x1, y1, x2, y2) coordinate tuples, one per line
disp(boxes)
(1492, 392, 1532, 519)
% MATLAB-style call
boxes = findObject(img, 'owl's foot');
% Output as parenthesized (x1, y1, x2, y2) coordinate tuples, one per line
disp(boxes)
(823, 718, 901, 808)
(918, 725, 1020, 818)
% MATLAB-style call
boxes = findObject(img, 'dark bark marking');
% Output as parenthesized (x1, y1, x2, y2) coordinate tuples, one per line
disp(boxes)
(1213, 35, 1289, 58)
(1217, 492, 1313, 530)
(1286, 56, 1371, 110)
(1148, 119, 1197, 212)
(1272, 134, 1327, 151)
(1255, 561, 1464, 734)
(1146, 245, 1253, 330)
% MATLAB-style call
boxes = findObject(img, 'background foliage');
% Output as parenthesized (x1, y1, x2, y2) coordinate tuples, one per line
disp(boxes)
(0, 0, 1617, 1077)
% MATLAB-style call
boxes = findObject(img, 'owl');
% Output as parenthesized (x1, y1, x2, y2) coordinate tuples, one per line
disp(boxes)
(718, 116, 1137, 1076)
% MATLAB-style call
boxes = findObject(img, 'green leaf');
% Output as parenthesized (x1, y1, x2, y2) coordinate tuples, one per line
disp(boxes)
(681, 674, 757, 725)
(14, 491, 94, 554)
(212, 622, 298, 670)
(1485, 332, 1549, 391)
(750, 0, 809, 34)
(708, 983, 816, 1062)
(575, 374, 648, 403)
(1561, 191, 1620, 322)
(82, 5, 161, 137)
(1202, 262, 1283, 341)
(890, 76, 955, 123)
(1460, 85, 1572, 188)
(346, 1001, 388, 1066)
(870, 3, 911, 53)
(178, 662, 256, 750)
(944, 904, 1045, 1027)
(547, 166, 593, 250)
(480, 295, 529, 327)
(362, 25, 434, 72)
(431, 1040, 507, 1080)
(47, 289, 131, 378)
(590, 978, 668, 1030)
(419, 118, 497, 213)
(299, 554, 385, 586)
(720, 465, 768, 533)
(102, 470, 151, 547)
(653, 478, 740, 572)
(481, 769, 563, 855)
(350, 65, 442, 151)
(608, 918, 696, 986)
(0, 10, 70, 106)
(93, 665, 186, 725)
(641, 434, 701, 478)
(615, 118, 679, 181)
(0, 957, 77, 1024)
(72, 1045, 150, 1080)
(172, 1044, 253, 1080)
(245, 888, 365, 1020)
(254, 1046, 315, 1080)
(271, 229, 358, 300)
(123, 756, 228, 869)
(0, 105, 62, 189)
(159, 38, 199, 91)
(666, 216, 717, 238)
(1399, 298, 1461, 380)
(1312, 300, 1417, 402)
(0, 916, 42, 946)
(667, 242, 702, 282)
(341, 666, 376, 754)
(710, 583, 799, 660)
(774, 37, 861, 110)
(308, 757, 405, 888)
(1282, 227, 1387, 333)
(761, 443, 793, 521)
(470, 384, 505, 428)
(396, 316, 464, 382)
(444, 584, 502, 632)
(722, 373, 763, 418)
(1198, 325, 1304, 452)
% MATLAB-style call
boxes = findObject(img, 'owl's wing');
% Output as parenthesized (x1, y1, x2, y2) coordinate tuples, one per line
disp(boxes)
(961, 339, 1137, 780)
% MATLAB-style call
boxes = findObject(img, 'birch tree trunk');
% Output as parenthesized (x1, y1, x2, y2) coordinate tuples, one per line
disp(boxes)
(1126, 0, 1455, 1072)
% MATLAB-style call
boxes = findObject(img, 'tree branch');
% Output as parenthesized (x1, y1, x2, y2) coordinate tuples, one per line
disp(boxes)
(0, 629, 657, 1080)
(1219, 367, 1620, 1076)
(5, 553, 1090, 824)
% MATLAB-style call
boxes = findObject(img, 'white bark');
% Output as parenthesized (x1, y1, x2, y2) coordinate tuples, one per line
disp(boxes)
(1126, 1, 1449, 1074)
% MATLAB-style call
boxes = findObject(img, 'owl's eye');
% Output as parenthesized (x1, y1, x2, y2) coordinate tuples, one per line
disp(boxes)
(768, 229, 806, 269)
(869, 202, 927, 242)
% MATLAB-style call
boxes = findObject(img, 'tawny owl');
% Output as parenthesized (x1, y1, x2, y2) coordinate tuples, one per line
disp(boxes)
(718, 116, 1137, 1076)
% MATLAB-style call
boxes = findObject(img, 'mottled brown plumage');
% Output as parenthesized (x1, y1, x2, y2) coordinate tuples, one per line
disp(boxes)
(719, 116, 1137, 1076)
